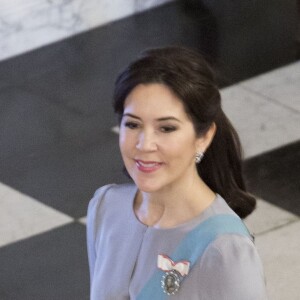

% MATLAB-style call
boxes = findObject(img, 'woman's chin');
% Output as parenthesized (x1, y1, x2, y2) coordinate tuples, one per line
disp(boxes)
(133, 179, 162, 194)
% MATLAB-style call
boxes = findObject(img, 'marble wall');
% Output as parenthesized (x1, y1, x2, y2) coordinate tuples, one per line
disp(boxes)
(0, 0, 173, 62)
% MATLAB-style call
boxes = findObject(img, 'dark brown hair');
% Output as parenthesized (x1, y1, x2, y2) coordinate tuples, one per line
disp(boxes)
(113, 46, 255, 218)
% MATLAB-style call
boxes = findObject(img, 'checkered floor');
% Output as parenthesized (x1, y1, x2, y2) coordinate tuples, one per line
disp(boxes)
(0, 2, 299, 299)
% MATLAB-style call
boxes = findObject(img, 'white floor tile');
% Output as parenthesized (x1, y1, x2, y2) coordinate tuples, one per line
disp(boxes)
(240, 61, 300, 113)
(0, 182, 12, 198)
(244, 199, 299, 235)
(0, 183, 73, 247)
(255, 221, 300, 300)
(111, 126, 120, 134)
(78, 216, 86, 225)
(221, 85, 300, 158)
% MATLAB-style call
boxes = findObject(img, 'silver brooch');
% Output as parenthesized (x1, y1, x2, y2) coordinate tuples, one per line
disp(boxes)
(161, 269, 181, 295)
(157, 254, 190, 296)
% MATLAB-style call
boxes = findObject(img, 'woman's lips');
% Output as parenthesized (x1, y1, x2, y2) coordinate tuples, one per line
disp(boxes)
(135, 160, 163, 173)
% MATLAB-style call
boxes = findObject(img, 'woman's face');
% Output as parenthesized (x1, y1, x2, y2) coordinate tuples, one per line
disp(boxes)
(119, 83, 205, 193)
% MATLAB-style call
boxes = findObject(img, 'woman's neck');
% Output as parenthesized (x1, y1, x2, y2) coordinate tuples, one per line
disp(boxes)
(134, 177, 216, 228)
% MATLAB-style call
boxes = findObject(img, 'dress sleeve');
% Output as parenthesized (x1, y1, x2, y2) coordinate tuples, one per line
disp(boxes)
(86, 184, 115, 285)
(196, 234, 268, 300)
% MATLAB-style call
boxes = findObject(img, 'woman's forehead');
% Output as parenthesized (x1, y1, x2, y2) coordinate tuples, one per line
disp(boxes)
(124, 83, 186, 115)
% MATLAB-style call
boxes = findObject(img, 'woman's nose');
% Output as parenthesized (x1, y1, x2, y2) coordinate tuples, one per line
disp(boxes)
(136, 131, 158, 151)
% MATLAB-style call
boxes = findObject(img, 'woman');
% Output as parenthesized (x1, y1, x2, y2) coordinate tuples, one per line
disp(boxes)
(87, 46, 268, 299)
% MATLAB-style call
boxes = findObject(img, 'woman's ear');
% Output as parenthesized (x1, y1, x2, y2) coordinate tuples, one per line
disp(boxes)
(196, 122, 217, 152)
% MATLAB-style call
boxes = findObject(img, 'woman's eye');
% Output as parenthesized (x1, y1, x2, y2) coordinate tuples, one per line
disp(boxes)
(160, 126, 177, 133)
(124, 121, 139, 129)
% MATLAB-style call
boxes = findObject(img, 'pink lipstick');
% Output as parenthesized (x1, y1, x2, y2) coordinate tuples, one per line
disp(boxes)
(135, 160, 163, 173)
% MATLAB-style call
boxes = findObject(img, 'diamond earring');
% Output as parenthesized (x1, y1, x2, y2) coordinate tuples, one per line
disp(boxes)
(195, 151, 204, 164)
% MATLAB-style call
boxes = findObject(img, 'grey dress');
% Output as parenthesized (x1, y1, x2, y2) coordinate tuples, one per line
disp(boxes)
(87, 183, 268, 300)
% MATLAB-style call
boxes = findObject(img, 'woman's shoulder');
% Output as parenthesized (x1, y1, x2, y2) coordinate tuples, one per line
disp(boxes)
(196, 233, 267, 299)
(86, 183, 137, 234)
(199, 197, 258, 266)
(93, 182, 135, 196)
(204, 233, 256, 260)
(88, 183, 136, 213)
(209, 194, 238, 216)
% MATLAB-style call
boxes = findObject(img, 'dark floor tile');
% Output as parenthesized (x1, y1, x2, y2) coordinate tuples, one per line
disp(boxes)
(244, 141, 300, 216)
(0, 223, 89, 300)
(0, 85, 128, 218)
(0, 125, 127, 218)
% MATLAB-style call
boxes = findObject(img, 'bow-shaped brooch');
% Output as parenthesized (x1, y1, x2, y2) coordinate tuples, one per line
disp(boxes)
(157, 254, 190, 295)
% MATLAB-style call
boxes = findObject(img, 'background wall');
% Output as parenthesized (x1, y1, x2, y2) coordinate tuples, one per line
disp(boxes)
(0, 0, 173, 62)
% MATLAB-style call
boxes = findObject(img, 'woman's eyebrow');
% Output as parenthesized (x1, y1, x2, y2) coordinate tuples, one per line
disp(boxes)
(156, 116, 181, 123)
(122, 113, 141, 119)
(123, 113, 182, 123)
